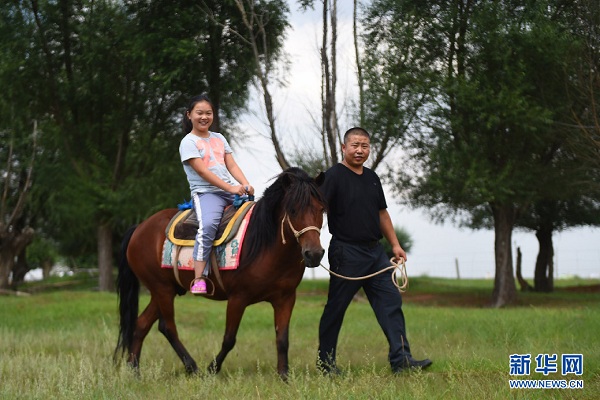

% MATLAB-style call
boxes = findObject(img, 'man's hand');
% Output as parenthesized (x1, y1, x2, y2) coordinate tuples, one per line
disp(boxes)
(392, 244, 407, 262)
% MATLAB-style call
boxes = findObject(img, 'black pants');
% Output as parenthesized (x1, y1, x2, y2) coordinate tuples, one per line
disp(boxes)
(317, 239, 412, 370)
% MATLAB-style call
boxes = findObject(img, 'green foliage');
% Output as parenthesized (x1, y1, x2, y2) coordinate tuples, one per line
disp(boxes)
(364, 0, 598, 221)
(381, 225, 413, 257)
(0, 2, 40, 223)
(25, 236, 57, 268)
(359, 0, 437, 170)
(288, 148, 329, 177)
(436, 3, 571, 210)
(0, 0, 290, 267)
(363, 1, 600, 304)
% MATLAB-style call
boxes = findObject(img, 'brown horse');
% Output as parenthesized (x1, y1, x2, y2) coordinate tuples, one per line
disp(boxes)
(114, 167, 325, 379)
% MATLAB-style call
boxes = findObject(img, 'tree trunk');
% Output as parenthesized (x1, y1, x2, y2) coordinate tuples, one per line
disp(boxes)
(353, 0, 364, 126)
(516, 246, 532, 292)
(321, 0, 339, 166)
(42, 259, 53, 279)
(0, 228, 35, 290)
(97, 222, 114, 291)
(10, 248, 30, 289)
(232, 0, 289, 169)
(534, 226, 554, 292)
(207, 16, 223, 134)
(491, 204, 517, 307)
(0, 247, 13, 290)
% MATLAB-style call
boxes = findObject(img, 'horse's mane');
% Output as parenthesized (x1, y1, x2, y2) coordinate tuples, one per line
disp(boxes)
(239, 167, 325, 269)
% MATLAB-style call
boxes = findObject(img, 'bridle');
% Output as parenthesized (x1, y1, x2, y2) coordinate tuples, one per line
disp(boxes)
(280, 213, 321, 244)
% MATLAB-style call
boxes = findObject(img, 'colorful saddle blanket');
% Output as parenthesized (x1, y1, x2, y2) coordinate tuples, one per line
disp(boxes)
(161, 201, 255, 271)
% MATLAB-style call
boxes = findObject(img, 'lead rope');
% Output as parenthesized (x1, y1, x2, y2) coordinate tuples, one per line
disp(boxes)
(278, 214, 407, 292)
(319, 257, 409, 293)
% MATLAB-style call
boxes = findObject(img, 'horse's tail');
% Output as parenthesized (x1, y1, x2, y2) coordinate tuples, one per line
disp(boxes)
(113, 224, 140, 364)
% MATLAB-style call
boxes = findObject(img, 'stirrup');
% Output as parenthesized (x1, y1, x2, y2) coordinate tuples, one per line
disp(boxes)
(190, 278, 207, 295)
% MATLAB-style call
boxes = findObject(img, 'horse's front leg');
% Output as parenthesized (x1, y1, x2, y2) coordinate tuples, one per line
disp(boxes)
(272, 293, 297, 381)
(208, 297, 247, 375)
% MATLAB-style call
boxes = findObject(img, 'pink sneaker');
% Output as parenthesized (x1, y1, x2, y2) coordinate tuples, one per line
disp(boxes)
(190, 278, 207, 295)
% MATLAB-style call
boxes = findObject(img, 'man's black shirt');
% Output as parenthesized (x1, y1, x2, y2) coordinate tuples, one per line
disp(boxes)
(320, 163, 387, 243)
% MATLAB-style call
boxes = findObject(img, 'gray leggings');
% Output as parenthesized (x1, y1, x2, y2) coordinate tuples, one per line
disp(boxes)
(191, 191, 234, 264)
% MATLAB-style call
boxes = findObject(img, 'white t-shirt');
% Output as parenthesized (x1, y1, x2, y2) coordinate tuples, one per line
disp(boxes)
(179, 131, 234, 194)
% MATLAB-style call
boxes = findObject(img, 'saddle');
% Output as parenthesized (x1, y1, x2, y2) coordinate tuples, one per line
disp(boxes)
(166, 200, 255, 247)
(162, 199, 255, 295)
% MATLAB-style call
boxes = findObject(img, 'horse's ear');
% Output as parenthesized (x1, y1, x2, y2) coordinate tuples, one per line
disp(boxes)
(314, 171, 325, 187)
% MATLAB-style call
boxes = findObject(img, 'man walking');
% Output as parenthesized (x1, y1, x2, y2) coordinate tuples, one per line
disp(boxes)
(317, 127, 432, 375)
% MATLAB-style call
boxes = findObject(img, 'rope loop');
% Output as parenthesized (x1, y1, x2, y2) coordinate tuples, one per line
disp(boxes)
(320, 257, 409, 293)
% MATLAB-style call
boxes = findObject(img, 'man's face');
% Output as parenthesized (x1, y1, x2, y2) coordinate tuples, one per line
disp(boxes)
(342, 134, 370, 168)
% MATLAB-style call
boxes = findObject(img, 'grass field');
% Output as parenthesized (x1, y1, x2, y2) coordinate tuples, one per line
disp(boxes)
(1, 275, 598, 399)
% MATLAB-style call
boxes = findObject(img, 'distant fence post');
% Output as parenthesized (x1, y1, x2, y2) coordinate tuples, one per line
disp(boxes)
(455, 258, 460, 280)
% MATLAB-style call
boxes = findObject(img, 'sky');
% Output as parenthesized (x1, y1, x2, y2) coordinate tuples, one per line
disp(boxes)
(233, 3, 600, 281)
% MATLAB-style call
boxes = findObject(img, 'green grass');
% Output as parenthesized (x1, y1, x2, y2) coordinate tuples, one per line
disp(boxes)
(1, 277, 598, 399)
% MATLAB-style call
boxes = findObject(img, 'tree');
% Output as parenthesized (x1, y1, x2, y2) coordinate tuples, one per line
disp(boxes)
(364, 0, 593, 306)
(515, 0, 600, 292)
(319, 0, 341, 168)
(517, 198, 600, 292)
(470, 1, 600, 293)
(22, 0, 173, 291)
(201, 0, 291, 167)
(0, 124, 36, 289)
(570, 0, 600, 178)
(381, 226, 413, 259)
(246, 0, 414, 179)
(0, 5, 41, 289)
(275, 0, 343, 175)
(1, 0, 288, 291)
(360, 0, 434, 170)
(26, 236, 58, 280)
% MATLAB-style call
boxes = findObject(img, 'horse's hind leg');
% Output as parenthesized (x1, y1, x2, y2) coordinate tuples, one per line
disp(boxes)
(209, 297, 247, 375)
(128, 298, 160, 371)
(156, 292, 199, 374)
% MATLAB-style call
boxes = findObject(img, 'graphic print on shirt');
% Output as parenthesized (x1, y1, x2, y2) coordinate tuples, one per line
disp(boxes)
(195, 137, 226, 168)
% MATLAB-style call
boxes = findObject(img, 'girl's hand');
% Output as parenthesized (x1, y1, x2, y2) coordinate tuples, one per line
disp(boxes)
(229, 185, 247, 195)
(245, 185, 255, 196)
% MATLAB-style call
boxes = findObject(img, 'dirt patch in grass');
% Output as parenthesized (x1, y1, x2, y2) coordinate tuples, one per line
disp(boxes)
(402, 284, 600, 308)
(403, 291, 492, 307)
(561, 284, 600, 293)
(298, 278, 600, 308)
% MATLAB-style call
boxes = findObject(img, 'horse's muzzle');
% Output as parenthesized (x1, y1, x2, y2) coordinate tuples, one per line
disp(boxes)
(303, 247, 325, 268)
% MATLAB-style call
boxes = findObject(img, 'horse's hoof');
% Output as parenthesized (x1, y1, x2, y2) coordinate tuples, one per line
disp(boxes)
(207, 360, 220, 375)
(278, 370, 289, 382)
(125, 362, 141, 379)
(185, 364, 199, 375)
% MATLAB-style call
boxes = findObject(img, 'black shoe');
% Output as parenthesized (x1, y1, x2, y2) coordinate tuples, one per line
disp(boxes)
(320, 365, 343, 377)
(317, 359, 343, 377)
(393, 357, 433, 373)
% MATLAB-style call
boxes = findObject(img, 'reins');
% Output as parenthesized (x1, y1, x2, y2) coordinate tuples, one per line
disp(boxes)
(319, 257, 409, 293)
(280, 213, 321, 244)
